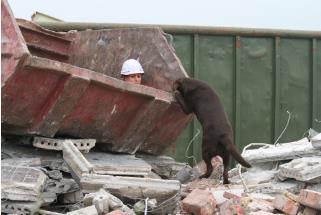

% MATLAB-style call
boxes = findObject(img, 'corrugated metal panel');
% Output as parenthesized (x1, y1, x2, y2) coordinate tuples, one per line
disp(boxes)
(171, 34, 321, 165)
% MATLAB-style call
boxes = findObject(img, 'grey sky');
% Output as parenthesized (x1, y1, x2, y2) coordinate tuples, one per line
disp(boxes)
(7, 0, 321, 31)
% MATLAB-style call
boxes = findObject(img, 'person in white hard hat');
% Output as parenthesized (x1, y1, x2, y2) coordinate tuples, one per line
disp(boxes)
(120, 59, 144, 85)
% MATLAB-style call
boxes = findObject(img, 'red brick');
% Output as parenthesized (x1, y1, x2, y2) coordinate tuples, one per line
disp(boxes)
(248, 211, 275, 215)
(223, 191, 241, 200)
(105, 210, 127, 215)
(219, 198, 245, 215)
(273, 194, 299, 215)
(182, 188, 217, 215)
(299, 189, 321, 210)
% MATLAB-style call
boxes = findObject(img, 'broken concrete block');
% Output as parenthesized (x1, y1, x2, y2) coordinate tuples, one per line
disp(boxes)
(1, 200, 41, 215)
(80, 174, 180, 202)
(181, 188, 217, 215)
(33, 137, 95, 152)
(137, 154, 189, 179)
(62, 140, 94, 182)
(279, 157, 321, 181)
(311, 132, 321, 149)
(84, 152, 151, 176)
(45, 178, 79, 194)
(257, 180, 305, 195)
(243, 138, 321, 163)
(273, 194, 300, 215)
(41, 191, 58, 206)
(83, 189, 134, 215)
(231, 166, 277, 185)
(299, 189, 321, 210)
(1, 165, 47, 201)
(66, 205, 98, 215)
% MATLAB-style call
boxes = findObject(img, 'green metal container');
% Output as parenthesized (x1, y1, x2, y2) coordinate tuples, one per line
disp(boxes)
(37, 22, 321, 165)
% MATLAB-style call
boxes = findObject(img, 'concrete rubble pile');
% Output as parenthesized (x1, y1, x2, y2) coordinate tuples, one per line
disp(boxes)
(179, 129, 321, 215)
(2, 129, 321, 215)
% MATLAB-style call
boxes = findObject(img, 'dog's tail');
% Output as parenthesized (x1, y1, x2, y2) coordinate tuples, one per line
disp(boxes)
(222, 135, 252, 168)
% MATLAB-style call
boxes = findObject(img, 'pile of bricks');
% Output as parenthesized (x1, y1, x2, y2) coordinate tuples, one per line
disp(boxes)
(181, 184, 321, 215)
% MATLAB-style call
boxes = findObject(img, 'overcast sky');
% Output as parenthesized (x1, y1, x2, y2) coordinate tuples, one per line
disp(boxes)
(7, 0, 321, 31)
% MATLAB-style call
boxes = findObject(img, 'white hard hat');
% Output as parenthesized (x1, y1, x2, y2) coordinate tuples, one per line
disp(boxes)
(120, 59, 144, 75)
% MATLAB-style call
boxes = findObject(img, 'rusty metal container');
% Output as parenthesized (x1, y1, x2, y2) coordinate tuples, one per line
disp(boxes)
(1, 0, 192, 154)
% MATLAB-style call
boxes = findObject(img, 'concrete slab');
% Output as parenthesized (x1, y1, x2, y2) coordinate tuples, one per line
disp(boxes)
(84, 152, 151, 176)
(243, 138, 321, 163)
(1, 165, 47, 201)
(279, 157, 321, 181)
(80, 174, 180, 202)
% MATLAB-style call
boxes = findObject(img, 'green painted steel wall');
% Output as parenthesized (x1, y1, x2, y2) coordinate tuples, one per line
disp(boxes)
(167, 34, 321, 165)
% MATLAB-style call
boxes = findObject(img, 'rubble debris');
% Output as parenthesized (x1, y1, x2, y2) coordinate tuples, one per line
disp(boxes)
(44, 178, 79, 195)
(133, 198, 157, 214)
(301, 206, 319, 215)
(181, 188, 217, 215)
(1, 165, 47, 201)
(137, 154, 190, 179)
(298, 189, 321, 210)
(80, 173, 181, 202)
(33, 137, 96, 152)
(242, 137, 321, 163)
(309, 129, 321, 149)
(1, 157, 42, 167)
(85, 152, 151, 176)
(58, 190, 83, 204)
(272, 193, 300, 215)
(1, 200, 42, 215)
(38, 209, 65, 215)
(62, 140, 94, 182)
(66, 205, 98, 215)
(279, 157, 321, 181)
(83, 189, 134, 215)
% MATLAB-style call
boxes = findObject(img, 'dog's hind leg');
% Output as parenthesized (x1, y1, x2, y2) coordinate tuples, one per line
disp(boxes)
(221, 152, 230, 184)
(200, 154, 213, 178)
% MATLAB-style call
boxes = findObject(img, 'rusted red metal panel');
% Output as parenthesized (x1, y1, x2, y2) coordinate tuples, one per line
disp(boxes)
(1, 1, 192, 154)
(1, 0, 29, 85)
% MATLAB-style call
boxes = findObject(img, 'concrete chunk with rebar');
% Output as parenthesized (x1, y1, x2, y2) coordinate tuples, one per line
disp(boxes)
(242, 138, 321, 163)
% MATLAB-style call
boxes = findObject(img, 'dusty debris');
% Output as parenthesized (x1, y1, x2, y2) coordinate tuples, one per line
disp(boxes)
(80, 173, 181, 202)
(66, 205, 98, 215)
(1, 165, 47, 201)
(242, 137, 321, 163)
(279, 157, 321, 182)
(83, 189, 134, 215)
(136, 154, 191, 179)
(85, 152, 152, 176)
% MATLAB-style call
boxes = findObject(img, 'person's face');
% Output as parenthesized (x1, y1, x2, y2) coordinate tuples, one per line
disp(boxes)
(123, 73, 142, 84)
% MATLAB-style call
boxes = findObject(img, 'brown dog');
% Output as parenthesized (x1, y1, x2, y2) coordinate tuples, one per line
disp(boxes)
(174, 78, 251, 184)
